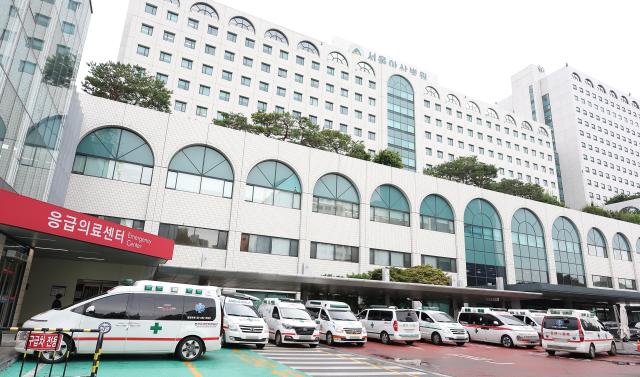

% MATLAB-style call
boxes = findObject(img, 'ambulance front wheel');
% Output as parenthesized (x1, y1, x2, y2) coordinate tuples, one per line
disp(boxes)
(38, 334, 73, 364)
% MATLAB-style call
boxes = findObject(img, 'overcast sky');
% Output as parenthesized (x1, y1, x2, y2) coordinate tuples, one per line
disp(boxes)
(78, 0, 640, 103)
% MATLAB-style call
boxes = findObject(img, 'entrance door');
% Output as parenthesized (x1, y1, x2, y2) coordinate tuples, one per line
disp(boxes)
(0, 243, 28, 327)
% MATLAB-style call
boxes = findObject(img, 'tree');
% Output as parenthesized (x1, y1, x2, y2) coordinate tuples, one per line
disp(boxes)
(373, 149, 403, 168)
(214, 112, 255, 133)
(82, 61, 172, 113)
(317, 129, 353, 154)
(43, 52, 76, 88)
(347, 142, 371, 161)
(347, 265, 449, 286)
(489, 179, 563, 207)
(423, 156, 497, 188)
(605, 193, 640, 205)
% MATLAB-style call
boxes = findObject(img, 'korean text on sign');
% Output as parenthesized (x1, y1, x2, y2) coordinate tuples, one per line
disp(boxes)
(27, 333, 62, 351)
(48, 211, 125, 244)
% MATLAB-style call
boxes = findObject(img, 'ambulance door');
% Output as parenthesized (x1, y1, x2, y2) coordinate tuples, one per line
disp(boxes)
(125, 293, 183, 353)
(75, 293, 130, 353)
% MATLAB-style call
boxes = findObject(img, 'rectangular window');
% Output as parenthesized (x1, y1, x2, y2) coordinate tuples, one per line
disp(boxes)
(355, 93, 362, 102)
(355, 76, 363, 85)
(224, 51, 235, 61)
(294, 92, 303, 102)
(310, 242, 359, 262)
(218, 91, 230, 102)
(144, 3, 157, 15)
(199, 85, 210, 96)
(311, 79, 319, 88)
(619, 278, 637, 290)
(324, 120, 333, 129)
(421, 255, 456, 273)
(177, 79, 190, 90)
(208, 25, 218, 35)
(167, 11, 178, 22)
(277, 87, 286, 97)
(239, 96, 249, 107)
(181, 58, 193, 69)
(592, 275, 612, 288)
(261, 63, 270, 73)
(294, 74, 303, 83)
(159, 224, 228, 250)
(325, 101, 333, 110)
(279, 50, 289, 60)
(184, 38, 196, 49)
(259, 82, 269, 92)
(341, 71, 349, 80)
(136, 44, 149, 57)
(340, 124, 348, 133)
(243, 56, 253, 67)
(159, 51, 171, 63)
(370, 249, 411, 268)
(368, 114, 376, 123)
(341, 88, 348, 97)
(18, 60, 36, 74)
(240, 233, 299, 257)
(156, 73, 168, 84)
(262, 44, 272, 54)
(369, 80, 376, 89)
(277, 68, 287, 78)
(222, 70, 232, 81)
(241, 76, 251, 86)
(196, 106, 208, 117)
(174, 100, 186, 112)
(354, 128, 362, 137)
(257, 101, 267, 112)
(368, 131, 376, 140)
(187, 18, 199, 29)
(62, 22, 75, 34)
(327, 66, 335, 76)
(369, 97, 376, 106)
(163, 31, 175, 42)
(355, 110, 362, 119)
(312, 61, 320, 70)
(310, 97, 318, 106)
(202, 64, 213, 75)
(34, 13, 51, 27)
(340, 106, 348, 115)
(296, 55, 304, 65)
(326, 83, 334, 93)
(227, 31, 237, 42)
(140, 24, 153, 35)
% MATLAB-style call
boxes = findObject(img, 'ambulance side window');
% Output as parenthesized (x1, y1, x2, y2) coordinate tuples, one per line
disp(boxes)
(127, 293, 185, 321)
(307, 308, 320, 319)
(272, 307, 280, 319)
(458, 313, 470, 324)
(184, 297, 216, 321)
(421, 313, 433, 322)
(381, 311, 393, 321)
(83, 294, 130, 319)
(320, 310, 330, 321)
(367, 310, 381, 321)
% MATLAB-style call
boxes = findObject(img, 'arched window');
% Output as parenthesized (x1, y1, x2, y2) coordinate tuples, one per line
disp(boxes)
(597, 85, 606, 93)
(613, 233, 632, 261)
(164, 0, 180, 6)
(621, 96, 629, 104)
(387, 75, 416, 170)
(505, 115, 516, 125)
(486, 108, 499, 119)
(587, 228, 607, 258)
(264, 29, 288, 45)
(20, 115, 62, 168)
(370, 184, 410, 226)
(464, 199, 505, 287)
(585, 78, 593, 88)
(609, 90, 618, 99)
(229, 16, 255, 34)
(538, 127, 549, 137)
(425, 86, 439, 99)
(328, 51, 348, 66)
(521, 121, 533, 131)
(312, 173, 359, 219)
(633, 101, 639, 109)
(511, 208, 548, 283)
(552, 217, 585, 286)
(245, 160, 301, 209)
(356, 61, 374, 76)
(190, 2, 218, 19)
(0, 118, 5, 142)
(466, 101, 480, 114)
(420, 194, 454, 233)
(572, 72, 581, 82)
(621, 206, 640, 214)
(166, 145, 233, 198)
(446, 94, 460, 106)
(352, 48, 362, 56)
(72, 127, 153, 185)
(297, 40, 319, 55)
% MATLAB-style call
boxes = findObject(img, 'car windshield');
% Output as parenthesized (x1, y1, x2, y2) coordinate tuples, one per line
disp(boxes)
(397, 310, 419, 322)
(498, 314, 526, 326)
(430, 312, 455, 323)
(531, 315, 545, 325)
(281, 308, 311, 320)
(225, 303, 258, 317)
(543, 316, 579, 330)
(329, 310, 357, 321)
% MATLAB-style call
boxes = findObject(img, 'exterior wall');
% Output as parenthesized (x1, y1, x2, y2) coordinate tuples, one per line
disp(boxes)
(64, 93, 640, 296)
(118, 0, 559, 197)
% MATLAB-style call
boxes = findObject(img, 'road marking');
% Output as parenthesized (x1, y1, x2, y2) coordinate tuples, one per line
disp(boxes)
(289, 365, 406, 370)
(183, 361, 202, 377)
(447, 353, 514, 365)
(308, 372, 425, 376)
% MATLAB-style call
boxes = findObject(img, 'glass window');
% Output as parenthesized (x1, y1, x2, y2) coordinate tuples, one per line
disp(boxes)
(140, 24, 153, 35)
(62, 22, 75, 34)
(386, 75, 415, 170)
(240, 233, 298, 257)
(174, 101, 186, 112)
(34, 13, 51, 27)
(84, 294, 129, 319)
(312, 174, 359, 219)
(127, 294, 183, 321)
(310, 242, 358, 262)
(177, 79, 189, 90)
(202, 64, 213, 75)
(370, 249, 410, 267)
(262, 44, 272, 54)
(224, 51, 235, 61)
(18, 61, 36, 74)
(511, 208, 549, 284)
(187, 18, 199, 29)
(592, 275, 613, 288)
(219, 91, 230, 101)
(208, 25, 218, 35)
(167, 11, 178, 22)
(587, 228, 607, 258)
(421, 255, 456, 272)
(159, 223, 228, 249)
(245, 161, 301, 209)
(159, 51, 172, 63)
(181, 58, 193, 69)
(184, 38, 196, 49)
(265, 29, 288, 45)
(163, 31, 175, 42)
(222, 70, 232, 81)
(420, 195, 454, 233)
(145, 3, 157, 15)
(552, 217, 586, 286)
(370, 185, 410, 226)
(196, 106, 207, 117)
(243, 57, 253, 67)
(619, 278, 637, 290)
(239, 96, 249, 106)
(464, 199, 505, 287)
(241, 76, 251, 86)
(166, 146, 233, 198)
(613, 233, 632, 261)
(227, 32, 237, 42)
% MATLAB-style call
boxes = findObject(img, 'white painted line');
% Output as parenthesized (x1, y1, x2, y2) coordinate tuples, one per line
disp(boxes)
(308, 372, 426, 376)
(280, 361, 372, 365)
(272, 357, 368, 361)
(292, 365, 405, 370)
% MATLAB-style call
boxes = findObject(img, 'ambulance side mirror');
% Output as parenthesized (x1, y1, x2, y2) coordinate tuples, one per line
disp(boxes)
(85, 305, 95, 314)
(315, 319, 320, 325)
(492, 320, 499, 326)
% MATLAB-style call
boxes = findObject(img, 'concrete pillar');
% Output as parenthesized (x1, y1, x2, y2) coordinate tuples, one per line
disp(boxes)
(384, 294, 390, 306)
(12, 248, 34, 326)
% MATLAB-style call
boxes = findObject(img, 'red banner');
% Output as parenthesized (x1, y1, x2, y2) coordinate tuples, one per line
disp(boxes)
(27, 333, 62, 351)
(0, 190, 173, 260)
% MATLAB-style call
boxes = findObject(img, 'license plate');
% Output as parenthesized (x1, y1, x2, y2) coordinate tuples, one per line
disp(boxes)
(347, 335, 361, 340)
(245, 334, 260, 339)
(299, 335, 313, 340)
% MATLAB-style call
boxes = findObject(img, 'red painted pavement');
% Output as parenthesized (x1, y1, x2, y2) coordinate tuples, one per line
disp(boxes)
(336, 339, 640, 377)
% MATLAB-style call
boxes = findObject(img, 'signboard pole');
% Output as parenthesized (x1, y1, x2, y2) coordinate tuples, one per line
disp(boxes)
(62, 331, 73, 377)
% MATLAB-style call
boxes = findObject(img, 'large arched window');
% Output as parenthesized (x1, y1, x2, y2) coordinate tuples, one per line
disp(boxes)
(585, 79, 593, 88)
(328, 52, 348, 66)
(621, 206, 640, 214)
(466, 101, 480, 114)
(613, 233, 632, 261)
(572, 72, 581, 82)
(166, 145, 233, 198)
(312, 173, 359, 219)
(420, 194, 454, 233)
(190, 2, 218, 19)
(505, 115, 516, 125)
(511, 208, 548, 283)
(586, 228, 607, 258)
(552, 217, 585, 286)
(521, 121, 533, 131)
(609, 90, 618, 99)
(297, 40, 319, 55)
(538, 127, 549, 137)
(20, 115, 62, 168)
(387, 75, 416, 171)
(633, 101, 639, 109)
(464, 199, 505, 287)
(264, 29, 288, 45)
(370, 185, 410, 226)
(72, 127, 153, 185)
(356, 61, 375, 76)
(486, 108, 499, 119)
(229, 16, 255, 34)
(597, 85, 606, 94)
(446, 94, 460, 106)
(621, 96, 629, 105)
(425, 86, 439, 99)
(245, 160, 301, 209)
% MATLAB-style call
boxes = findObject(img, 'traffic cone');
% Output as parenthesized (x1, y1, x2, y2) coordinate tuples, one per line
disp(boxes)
(636, 339, 640, 353)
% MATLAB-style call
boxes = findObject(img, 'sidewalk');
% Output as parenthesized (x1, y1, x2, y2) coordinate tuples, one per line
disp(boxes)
(617, 340, 640, 356)
(0, 333, 18, 372)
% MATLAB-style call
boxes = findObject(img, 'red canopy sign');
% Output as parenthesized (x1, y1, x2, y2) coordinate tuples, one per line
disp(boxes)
(0, 189, 173, 260)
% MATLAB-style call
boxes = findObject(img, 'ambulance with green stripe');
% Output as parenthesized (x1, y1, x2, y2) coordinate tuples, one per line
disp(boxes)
(16, 280, 221, 363)
(416, 309, 468, 346)
(305, 300, 367, 346)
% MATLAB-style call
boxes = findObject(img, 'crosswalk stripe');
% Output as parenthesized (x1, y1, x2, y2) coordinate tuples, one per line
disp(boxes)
(268, 357, 369, 361)
(307, 372, 425, 376)
(288, 365, 405, 370)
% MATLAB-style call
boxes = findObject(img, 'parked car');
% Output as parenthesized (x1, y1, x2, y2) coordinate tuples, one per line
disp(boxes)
(541, 309, 616, 359)
(458, 307, 539, 348)
(305, 300, 366, 346)
(257, 298, 319, 347)
(358, 306, 420, 345)
(220, 293, 268, 349)
(416, 309, 468, 346)
(509, 309, 546, 338)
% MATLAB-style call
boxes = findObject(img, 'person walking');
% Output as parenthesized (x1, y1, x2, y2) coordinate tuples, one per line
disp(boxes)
(51, 293, 62, 309)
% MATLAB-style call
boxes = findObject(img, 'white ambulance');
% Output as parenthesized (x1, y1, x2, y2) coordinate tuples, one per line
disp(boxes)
(16, 280, 221, 363)
(358, 306, 420, 345)
(220, 293, 269, 349)
(416, 309, 469, 346)
(457, 307, 540, 348)
(541, 309, 616, 359)
(305, 300, 367, 346)
(509, 309, 546, 337)
(257, 298, 320, 347)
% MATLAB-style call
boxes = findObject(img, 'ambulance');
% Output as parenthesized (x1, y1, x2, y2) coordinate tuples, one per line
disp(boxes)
(257, 298, 320, 347)
(305, 300, 367, 346)
(416, 309, 469, 346)
(358, 306, 420, 345)
(457, 307, 540, 348)
(541, 309, 616, 358)
(220, 293, 269, 349)
(15, 280, 221, 363)
(508, 309, 546, 337)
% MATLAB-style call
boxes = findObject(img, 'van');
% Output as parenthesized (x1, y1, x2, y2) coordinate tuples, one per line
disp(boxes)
(541, 309, 616, 359)
(305, 300, 366, 346)
(416, 309, 469, 346)
(509, 309, 546, 337)
(257, 298, 319, 347)
(15, 280, 220, 363)
(220, 293, 269, 349)
(358, 306, 420, 345)
(457, 307, 539, 348)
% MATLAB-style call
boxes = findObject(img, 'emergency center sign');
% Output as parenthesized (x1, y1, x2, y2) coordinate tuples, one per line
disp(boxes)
(0, 190, 173, 260)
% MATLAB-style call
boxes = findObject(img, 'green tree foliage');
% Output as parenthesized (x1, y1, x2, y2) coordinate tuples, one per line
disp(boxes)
(347, 265, 449, 285)
(81, 61, 172, 113)
(214, 112, 252, 132)
(488, 179, 564, 206)
(423, 156, 497, 187)
(372, 149, 403, 168)
(582, 205, 640, 225)
(43, 52, 76, 88)
(347, 142, 371, 161)
(605, 193, 640, 205)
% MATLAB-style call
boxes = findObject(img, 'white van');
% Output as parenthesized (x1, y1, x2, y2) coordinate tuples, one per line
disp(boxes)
(257, 298, 319, 347)
(220, 294, 269, 349)
(16, 280, 220, 363)
(416, 309, 469, 346)
(541, 309, 616, 359)
(305, 300, 366, 346)
(358, 306, 420, 345)
(457, 307, 539, 348)
(509, 309, 546, 337)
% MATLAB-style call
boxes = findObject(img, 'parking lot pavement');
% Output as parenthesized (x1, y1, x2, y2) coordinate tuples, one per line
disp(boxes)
(341, 339, 640, 377)
(254, 343, 440, 376)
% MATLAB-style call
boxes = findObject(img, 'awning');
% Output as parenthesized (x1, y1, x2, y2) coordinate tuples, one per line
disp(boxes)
(507, 283, 640, 303)
(157, 266, 544, 301)
(0, 189, 173, 266)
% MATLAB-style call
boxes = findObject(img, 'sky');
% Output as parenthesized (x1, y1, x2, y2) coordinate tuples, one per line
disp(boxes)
(78, 0, 640, 103)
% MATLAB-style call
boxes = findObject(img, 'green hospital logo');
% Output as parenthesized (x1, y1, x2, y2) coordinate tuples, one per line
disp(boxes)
(150, 322, 162, 334)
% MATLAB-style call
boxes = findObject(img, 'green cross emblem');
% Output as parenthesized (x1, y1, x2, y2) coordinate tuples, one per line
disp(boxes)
(150, 322, 162, 334)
